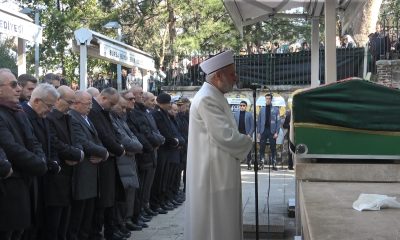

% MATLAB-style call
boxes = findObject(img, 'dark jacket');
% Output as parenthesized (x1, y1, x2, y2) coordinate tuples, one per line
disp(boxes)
(0, 148, 11, 178)
(88, 99, 124, 207)
(126, 102, 163, 169)
(22, 102, 60, 173)
(69, 109, 107, 200)
(111, 113, 142, 190)
(151, 107, 185, 149)
(0, 106, 47, 231)
(46, 109, 83, 206)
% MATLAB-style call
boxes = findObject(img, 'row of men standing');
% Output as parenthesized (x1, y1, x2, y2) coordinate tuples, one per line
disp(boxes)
(0, 68, 189, 240)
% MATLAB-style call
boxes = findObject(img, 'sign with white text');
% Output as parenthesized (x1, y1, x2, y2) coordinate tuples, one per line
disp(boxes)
(98, 40, 155, 70)
(0, 10, 42, 43)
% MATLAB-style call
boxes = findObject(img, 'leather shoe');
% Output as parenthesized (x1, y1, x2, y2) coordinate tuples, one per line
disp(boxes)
(135, 219, 149, 228)
(272, 166, 278, 171)
(161, 204, 174, 211)
(144, 207, 158, 216)
(140, 215, 151, 222)
(153, 207, 168, 214)
(125, 220, 142, 231)
(171, 199, 181, 206)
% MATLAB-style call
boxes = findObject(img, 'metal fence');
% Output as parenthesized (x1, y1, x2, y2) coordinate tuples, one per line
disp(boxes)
(163, 47, 371, 87)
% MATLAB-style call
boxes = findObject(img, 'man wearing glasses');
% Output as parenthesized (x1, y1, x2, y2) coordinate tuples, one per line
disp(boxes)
(21, 83, 61, 239)
(233, 101, 254, 170)
(46, 86, 84, 240)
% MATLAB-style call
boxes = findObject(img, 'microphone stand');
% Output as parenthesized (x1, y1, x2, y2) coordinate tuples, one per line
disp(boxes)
(250, 85, 259, 240)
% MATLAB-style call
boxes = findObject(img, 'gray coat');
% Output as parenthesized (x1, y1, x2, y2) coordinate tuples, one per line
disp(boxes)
(233, 111, 254, 135)
(111, 113, 142, 190)
(69, 110, 108, 200)
(257, 105, 280, 135)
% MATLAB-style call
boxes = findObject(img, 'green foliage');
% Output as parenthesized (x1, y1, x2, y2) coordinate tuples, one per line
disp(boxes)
(0, 39, 17, 75)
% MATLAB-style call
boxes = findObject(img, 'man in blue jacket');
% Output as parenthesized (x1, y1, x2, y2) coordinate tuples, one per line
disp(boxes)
(257, 94, 280, 171)
(234, 101, 254, 169)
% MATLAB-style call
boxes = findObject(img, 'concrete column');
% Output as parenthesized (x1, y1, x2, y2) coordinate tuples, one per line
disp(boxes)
(79, 44, 88, 90)
(117, 27, 122, 91)
(324, 0, 337, 84)
(17, 38, 26, 75)
(311, 17, 320, 88)
(34, 11, 40, 78)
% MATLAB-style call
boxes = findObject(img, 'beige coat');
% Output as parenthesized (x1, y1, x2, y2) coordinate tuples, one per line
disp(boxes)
(184, 82, 253, 240)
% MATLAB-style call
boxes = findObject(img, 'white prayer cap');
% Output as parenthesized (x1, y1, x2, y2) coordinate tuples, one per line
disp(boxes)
(200, 50, 234, 75)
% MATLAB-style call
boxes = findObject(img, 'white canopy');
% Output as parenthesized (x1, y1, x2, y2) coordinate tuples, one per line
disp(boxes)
(223, 0, 367, 36)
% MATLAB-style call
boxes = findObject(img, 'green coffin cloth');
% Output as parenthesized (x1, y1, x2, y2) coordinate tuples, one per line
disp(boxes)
(293, 79, 400, 131)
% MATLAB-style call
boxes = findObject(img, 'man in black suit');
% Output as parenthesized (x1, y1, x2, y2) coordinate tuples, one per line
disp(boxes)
(0, 69, 47, 240)
(46, 86, 84, 240)
(151, 93, 185, 211)
(22, 83, 60, 240)
(127, 87, 165, 229)
(68, 90, 108, 240)
(88, 88, 126, 240)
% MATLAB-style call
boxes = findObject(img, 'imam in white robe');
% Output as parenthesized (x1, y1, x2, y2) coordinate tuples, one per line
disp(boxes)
(184, 82, 253, 240)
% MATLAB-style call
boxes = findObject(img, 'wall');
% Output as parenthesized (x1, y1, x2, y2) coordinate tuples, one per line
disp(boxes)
(376, 60, 400, 88)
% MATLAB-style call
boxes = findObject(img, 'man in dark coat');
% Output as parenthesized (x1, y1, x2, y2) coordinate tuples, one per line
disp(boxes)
(46, 86, 84, 240)
(151, 93, 185, 211)
(68, 90, 108, 240)
(110, 96, 143, 237)
(127, 87, 165, 229)
(0, 69, 47, 240)
(21, 83, 60, 240)
(88, 88, 126, 240)
(142, 92, 165, 215)
(175, 97, 190, 194)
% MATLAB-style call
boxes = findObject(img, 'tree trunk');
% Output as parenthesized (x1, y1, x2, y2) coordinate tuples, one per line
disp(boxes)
(348, 0, 383, 46)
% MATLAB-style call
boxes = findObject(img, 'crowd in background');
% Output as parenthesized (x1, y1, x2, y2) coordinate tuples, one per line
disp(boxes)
(0, 68, 190, 240)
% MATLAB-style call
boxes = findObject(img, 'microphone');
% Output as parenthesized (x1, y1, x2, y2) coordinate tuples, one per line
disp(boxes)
(249, 83, 262, 90)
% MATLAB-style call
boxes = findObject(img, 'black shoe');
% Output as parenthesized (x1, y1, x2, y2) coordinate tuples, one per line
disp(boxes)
(105, 232, 126, 240)
(171, 199, 182, 206)
(272, 166, 278, 171)
(247, 166, 252, 170)
(144, 207, 158, 216)
(161, 204, 174, 211)
(140, 215, 151, 222)
(288, 167, 294, 170)
(125, 221, 142, 231)
(174, 197, 184, 204)
(116, 229, 130, 239)
(167, 201, 177, 208)
(153, 207, 168, 214)
(136, 220, 148, 228)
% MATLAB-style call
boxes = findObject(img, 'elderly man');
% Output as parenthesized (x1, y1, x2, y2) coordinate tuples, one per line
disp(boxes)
(21, 83, 60, 240)
(184, 51, 252, 240)
(88, 88, 126, 240)
(110, 96, 143, 237)
(87, 87, 100, 98)
(17, 73, 37, 103)
(0, 69, 47, 240)
(46, 86, 84, 240)
(68, 91, 108, 240)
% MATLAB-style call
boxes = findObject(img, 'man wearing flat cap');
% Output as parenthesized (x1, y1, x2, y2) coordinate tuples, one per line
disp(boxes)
(184, 51, 252, 240)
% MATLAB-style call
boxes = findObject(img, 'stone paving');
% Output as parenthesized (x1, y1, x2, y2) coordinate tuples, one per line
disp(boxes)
(129, 165, 296, 240)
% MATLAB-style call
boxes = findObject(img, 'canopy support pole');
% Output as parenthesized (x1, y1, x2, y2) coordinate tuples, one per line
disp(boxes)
(311, 17, 320, 87)
(324, 0, 337, 84)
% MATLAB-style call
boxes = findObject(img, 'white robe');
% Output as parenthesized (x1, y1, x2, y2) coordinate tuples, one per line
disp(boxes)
(184, 82, 253, 240)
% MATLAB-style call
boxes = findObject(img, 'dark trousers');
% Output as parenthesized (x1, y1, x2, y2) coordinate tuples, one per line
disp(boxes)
(167, 162, 180, 200)
(67, 198, 95, 240)
(150, 150, 168, 208)
(92, 207, 115, 239)
(138, 167, 156, 207)
(259, 129, 276, 166)
(115, 187, 135, 227)
(0, 230, 23, 240)
(44, 205, 70, 240)
(286, 132, 293, 169)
